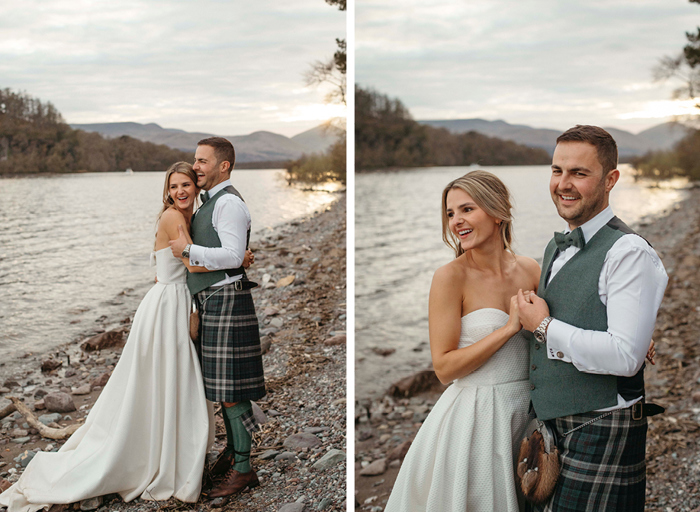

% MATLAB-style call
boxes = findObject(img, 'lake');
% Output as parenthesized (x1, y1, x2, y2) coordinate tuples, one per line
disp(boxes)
(355, 165, 688, 399)
(0, 169, 339, 372)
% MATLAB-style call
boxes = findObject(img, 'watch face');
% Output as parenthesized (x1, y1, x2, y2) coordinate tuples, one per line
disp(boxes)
(534, 330, 544, 343)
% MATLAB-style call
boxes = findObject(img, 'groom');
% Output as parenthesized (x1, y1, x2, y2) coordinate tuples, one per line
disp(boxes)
(170, 137, 266, 498)
(517, 125, 667, 511)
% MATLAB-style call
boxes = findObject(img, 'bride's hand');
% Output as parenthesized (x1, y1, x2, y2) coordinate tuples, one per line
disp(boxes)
(506, 295, 522, 334)
(243, 249, 254, 268)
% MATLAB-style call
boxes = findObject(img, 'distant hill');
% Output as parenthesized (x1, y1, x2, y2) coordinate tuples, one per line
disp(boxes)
(70, 122, 341, 163)
(417, 119, 690, 159)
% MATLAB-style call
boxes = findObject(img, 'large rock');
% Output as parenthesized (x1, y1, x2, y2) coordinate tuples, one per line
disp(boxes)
(278, 504, 305, 512)
(40, 359, 63, 373)
(90, 371, 111, 389)
(283, 432, 322, 450)
(323, 335, 346, 346)
(387, 370, 446, 398)
(44, 392, 76, 413)
(387, 440, 412, 463)
(0, 477, 11, 492)
(312, 449, 346, 471)
(81, 328, 127, 352)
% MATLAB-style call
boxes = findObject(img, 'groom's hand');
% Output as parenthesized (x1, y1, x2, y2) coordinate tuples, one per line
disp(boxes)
(169, 225, 188, 258)
(517, 289, 550, 332)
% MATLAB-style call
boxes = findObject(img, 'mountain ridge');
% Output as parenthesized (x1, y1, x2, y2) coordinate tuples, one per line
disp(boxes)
(70, 122, 341, 163)
(417, 119, 691, 158)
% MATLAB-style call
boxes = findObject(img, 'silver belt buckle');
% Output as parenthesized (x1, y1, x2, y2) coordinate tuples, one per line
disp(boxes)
(632, 401, 643, 421)
(233, 280, 243, 291)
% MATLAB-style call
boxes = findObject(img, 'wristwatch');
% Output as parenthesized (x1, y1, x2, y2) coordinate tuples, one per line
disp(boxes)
(181, 244, 192, 259)
(533, 316, 553, 343)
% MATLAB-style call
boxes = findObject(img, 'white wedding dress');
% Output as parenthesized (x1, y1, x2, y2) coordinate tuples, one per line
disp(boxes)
(385, 309, 532, 512)
(0, 248, 213, 511)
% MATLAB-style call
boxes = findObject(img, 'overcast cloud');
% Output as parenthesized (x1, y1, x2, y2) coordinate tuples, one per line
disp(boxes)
(357, 0, 699, 133)
(0, 1, 346, 137)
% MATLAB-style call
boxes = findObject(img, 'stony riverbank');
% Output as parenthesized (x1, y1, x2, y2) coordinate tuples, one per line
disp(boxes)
(0, 193, 347, 512)
(354, 186, 700, 511)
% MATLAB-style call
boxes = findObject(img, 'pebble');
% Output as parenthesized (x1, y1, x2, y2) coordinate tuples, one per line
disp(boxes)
(359, 458, 387, 476)
(284, 432, 322, 450)
(44, 392, 76, 412)
(311, 449, 345, 471)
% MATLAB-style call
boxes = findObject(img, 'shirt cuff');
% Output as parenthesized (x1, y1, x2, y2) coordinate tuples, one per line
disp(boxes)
(188, 244, 205, 267)
(546, 319, 573, 363)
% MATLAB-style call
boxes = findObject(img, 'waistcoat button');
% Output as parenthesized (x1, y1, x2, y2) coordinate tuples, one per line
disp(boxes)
(531, 365, 536, 370)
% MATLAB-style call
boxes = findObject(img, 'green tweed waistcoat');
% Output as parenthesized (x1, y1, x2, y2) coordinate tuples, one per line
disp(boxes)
(528, 217, 646, 421)
(186, 185, 249, 295)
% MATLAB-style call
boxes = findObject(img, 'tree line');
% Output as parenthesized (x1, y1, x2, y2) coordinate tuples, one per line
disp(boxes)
(0, 88, 193, 174)
(355, 85, 550, 171)
(633, 0, 700, 181)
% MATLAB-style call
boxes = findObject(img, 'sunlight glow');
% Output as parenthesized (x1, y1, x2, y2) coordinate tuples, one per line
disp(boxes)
(284, 103, 347, 122)
(617, 99, 700, 120)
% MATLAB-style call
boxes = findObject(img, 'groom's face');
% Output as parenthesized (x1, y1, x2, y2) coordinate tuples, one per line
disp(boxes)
(193, 144, 226, 191)
(550, 141, 612, 229)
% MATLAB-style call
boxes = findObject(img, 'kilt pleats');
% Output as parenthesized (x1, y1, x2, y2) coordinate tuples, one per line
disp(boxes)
(195, 286, 266, 403)
(531, 407, 647, 512)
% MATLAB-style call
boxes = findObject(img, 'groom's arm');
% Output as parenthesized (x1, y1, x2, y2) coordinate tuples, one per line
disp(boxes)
(187, 195, 249, 270)
(520, 236, 667, 377)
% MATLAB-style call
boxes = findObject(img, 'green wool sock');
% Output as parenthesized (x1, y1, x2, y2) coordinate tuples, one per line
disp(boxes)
(225, 401, 253, 473)
(220, 402, 234, 454)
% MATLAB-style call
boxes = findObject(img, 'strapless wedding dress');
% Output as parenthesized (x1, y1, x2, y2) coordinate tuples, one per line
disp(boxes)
(0, 248, 213, 511)
(385, 308, 532, 512)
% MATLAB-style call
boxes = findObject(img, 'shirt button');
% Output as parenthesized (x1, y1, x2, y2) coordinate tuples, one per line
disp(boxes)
(557, 351, 564, 358)
(531, 365, 537, 371)
(195, 261, 200, 265)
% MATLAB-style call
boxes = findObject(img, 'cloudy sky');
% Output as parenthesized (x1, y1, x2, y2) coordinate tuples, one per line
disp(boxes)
(0, 1, 346, 137)
(357, 0, 699, 134)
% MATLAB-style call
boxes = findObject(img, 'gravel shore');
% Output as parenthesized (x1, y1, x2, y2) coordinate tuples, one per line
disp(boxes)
(0, 193, 347, 512)
(355, 186, 700, 511)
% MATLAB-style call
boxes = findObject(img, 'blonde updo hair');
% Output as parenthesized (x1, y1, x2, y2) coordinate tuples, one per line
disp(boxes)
(158, 161, 198, 220)
(441, 170, 514, 258)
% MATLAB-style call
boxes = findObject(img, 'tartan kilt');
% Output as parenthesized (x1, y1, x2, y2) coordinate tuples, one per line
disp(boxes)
(195, 285, 266, 403)
(530, 407, 647, 512)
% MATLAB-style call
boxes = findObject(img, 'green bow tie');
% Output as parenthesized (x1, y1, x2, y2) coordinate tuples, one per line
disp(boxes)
(554, 227, 585, 251)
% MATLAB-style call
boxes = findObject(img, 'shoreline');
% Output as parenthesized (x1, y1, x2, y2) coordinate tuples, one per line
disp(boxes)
(355, 187, 700, 511)
(0, 194, 347, 511)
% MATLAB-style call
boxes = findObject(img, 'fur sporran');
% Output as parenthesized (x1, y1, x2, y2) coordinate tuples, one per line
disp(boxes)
(516, 419, 560, 505)
(189, 302, 200, 343)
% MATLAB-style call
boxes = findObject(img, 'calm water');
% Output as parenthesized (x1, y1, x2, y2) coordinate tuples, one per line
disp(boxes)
(0, 170, 339, 368)
(355, 165, 689, 399)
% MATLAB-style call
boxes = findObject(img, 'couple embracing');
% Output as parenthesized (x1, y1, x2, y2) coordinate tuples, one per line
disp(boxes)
(386, 125, 668, 512)
(0, 137, 266, 510)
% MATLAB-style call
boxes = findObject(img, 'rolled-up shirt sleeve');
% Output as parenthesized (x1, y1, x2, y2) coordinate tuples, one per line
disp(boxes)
(188, 195, 249, 270)
(546, 235, 668, 376)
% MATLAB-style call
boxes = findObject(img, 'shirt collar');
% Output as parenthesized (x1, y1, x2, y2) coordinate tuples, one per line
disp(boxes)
(208, 179, 232, 198)
(565, 206, 614, 243)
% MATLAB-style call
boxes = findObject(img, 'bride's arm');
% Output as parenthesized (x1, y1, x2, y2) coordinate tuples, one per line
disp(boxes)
(159, 209, 209, 273)
(429, 266, 522, 384)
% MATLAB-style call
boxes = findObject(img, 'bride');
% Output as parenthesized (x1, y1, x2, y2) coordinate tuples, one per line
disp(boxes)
(0, 162, 219, 511)
(384, 170, 540, 511)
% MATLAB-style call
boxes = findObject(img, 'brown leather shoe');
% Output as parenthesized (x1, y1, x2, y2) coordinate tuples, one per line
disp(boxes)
(208, 468, 260, 498)
(209, 449, 234, 477)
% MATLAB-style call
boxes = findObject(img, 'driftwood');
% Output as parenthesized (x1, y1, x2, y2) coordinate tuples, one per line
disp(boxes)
(0, 401, 16, 420)
(7, 396, 82, 440)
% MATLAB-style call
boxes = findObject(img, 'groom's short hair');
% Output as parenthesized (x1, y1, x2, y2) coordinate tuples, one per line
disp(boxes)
(556, 125, 618, 174)
(198, 137, 236, 173)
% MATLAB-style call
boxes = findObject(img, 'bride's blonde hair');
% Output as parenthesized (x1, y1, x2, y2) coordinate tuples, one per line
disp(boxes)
(441, 170, 514, 258)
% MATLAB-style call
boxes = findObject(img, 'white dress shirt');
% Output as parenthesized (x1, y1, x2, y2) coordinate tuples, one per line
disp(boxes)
(546, 206, 668, 411)
(188, 179, 250, 287)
